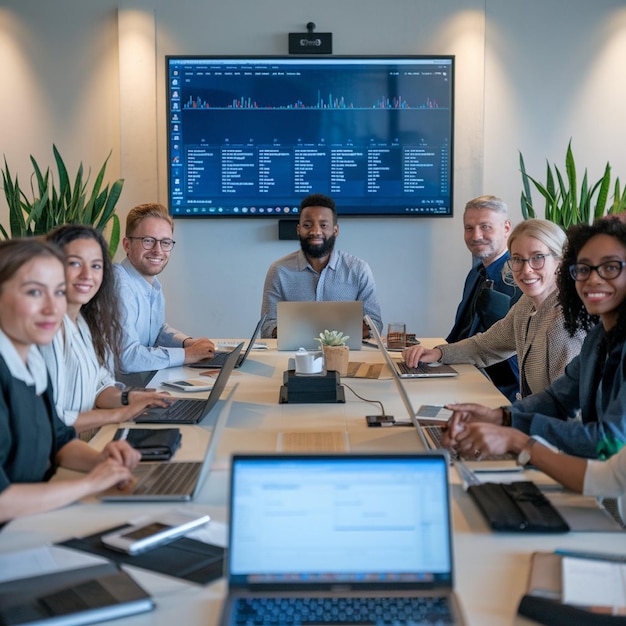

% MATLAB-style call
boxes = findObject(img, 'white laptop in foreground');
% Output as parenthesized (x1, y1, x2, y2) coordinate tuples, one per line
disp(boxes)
(219, 453, 467, 626)
(277, 301, 363, 350)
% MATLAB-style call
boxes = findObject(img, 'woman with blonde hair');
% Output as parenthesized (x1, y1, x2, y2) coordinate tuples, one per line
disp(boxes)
(404, 219, 585, 398)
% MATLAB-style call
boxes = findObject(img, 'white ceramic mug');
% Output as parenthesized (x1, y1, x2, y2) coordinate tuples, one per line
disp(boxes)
(294, 348, 324, 375)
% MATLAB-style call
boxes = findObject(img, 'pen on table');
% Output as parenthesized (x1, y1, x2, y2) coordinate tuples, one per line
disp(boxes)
(555, 549, 626, 563)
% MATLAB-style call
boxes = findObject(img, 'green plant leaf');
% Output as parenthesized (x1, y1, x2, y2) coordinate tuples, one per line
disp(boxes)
(519, 152, 535, 219)
(593, 163, 611, 220)
(107, 213, 121, 257)
(519, 141, 620, 227)
(0, 146, 123, 249)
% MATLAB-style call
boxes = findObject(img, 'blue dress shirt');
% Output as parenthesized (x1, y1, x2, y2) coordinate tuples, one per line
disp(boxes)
(261, 249, 383, 338)
(114, 258, 188, 373)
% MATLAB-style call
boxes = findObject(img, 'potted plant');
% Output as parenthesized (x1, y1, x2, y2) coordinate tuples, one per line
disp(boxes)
(315, 329, 350, 376)
(0, 144, 123, 255)
(519, 140, 626, 227)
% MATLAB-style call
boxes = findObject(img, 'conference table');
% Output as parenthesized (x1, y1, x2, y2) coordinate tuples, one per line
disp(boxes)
(0, 340, 623, 626)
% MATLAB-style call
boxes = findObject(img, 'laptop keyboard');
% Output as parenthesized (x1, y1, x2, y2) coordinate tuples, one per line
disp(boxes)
(423, 425, 447, 448)
(133, 462, 200, 495)
(423, 425, 514, 461)
(203, 351, 230, 367)
(396, 361, 434, 375)
(233, 596, 455, 625)
(160, 399, 206, 422)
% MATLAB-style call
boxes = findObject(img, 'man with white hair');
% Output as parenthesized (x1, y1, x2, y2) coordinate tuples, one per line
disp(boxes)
(447, 195, 522, 401)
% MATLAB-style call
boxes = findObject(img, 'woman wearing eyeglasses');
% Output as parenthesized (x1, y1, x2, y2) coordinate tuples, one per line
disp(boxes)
(404, 219, 586, 398)
(443, 217, 626, 459)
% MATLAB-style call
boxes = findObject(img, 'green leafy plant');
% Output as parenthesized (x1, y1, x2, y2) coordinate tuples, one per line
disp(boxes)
(0, 145, 123, 255)
(520, 140, 626, 228)
(315, 329, 350, 346)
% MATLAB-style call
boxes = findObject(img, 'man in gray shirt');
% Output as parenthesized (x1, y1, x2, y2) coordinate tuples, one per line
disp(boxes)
(261, 193, 383, 339)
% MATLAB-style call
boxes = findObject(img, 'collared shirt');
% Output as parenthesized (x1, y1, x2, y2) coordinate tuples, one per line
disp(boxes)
(261, 249, 383, 338)
(0, 328, 49, 394)
(0, 329, 75, 492)
(447, 252, 520, 343)
(114, 258, 188, 373)
(39, 314, 116, 426)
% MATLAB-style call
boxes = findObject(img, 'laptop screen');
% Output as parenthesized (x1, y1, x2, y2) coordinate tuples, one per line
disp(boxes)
(277, 301, 363, 351)
(228, 454, 454, 590)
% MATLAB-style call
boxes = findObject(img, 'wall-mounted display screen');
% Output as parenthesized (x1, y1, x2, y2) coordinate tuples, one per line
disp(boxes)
(166, 56, 454, 218)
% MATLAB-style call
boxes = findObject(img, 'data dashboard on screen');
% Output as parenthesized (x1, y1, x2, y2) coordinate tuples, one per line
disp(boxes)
(166, 56, 454, 218)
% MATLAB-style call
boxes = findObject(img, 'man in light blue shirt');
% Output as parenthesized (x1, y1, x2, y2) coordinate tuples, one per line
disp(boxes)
(114, 203, 215, 373)
(261, 194, 383, 339)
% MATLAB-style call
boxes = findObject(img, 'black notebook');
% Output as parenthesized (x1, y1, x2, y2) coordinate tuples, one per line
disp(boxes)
(0, 561, 154, 625)
(60, 526, 225, 585)
(467, 481, 570, 532)
(113, 427, 181, 461)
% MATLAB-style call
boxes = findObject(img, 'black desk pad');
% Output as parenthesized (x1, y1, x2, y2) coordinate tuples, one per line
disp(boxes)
(58, 524, 225, 585)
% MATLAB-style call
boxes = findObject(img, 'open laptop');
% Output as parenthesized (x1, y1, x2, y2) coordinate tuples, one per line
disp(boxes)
(365, 316, 519, 471)
(366, 315, 458, 379)
(99, 385, 234, 502)
(188, 315, 266, 369)
(218, 453, 467, 626)
(277, 301, 363, 351)
(133, 343, 242, 424)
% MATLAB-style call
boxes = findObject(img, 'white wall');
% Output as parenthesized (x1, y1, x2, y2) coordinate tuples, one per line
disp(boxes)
(1, 1, 625, 339)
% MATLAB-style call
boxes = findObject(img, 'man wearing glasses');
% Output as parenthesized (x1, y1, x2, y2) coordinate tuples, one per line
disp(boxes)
(115, 202, 215, 373)
(444, 196, 522, 401)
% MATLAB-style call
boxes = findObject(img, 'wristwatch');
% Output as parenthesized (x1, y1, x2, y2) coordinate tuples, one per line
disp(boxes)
(121, 389, 131, 406)
(517, 437, 537, 466)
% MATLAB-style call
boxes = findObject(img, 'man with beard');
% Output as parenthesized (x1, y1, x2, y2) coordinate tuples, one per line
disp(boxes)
(446, 195, 521, 400)
(115, 202, 215, 373)
(260, 194, 382, 339)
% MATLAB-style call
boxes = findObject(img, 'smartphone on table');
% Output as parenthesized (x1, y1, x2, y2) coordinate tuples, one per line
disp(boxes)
(101, 509, 210, 555)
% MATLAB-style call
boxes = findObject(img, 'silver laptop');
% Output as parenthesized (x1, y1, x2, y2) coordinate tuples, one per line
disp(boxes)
(133, 343, 242, 424)
(218, 453, 467, 626)
(366, 315, 458, 379)
(99, 385, 234, 502)
(365, 316, 519, 472)
(277, 301, 363, 351)
(189, 315, 266, 369)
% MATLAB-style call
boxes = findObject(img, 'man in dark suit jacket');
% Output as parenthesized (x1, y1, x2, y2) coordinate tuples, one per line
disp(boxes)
(447, 196, 521, 401)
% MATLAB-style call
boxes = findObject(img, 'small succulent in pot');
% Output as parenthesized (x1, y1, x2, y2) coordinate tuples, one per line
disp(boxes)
(315, 329, 349, 346)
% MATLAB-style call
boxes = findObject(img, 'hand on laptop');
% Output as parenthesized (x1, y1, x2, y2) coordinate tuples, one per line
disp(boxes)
(441, 403, 504, 451)
(403, 345, 442, 368)
(183, 337, 216, 364)
(120, 391, 175, 422)
(447, 421, 526, 459)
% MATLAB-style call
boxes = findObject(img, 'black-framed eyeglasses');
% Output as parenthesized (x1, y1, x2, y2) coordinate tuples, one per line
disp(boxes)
(569, 260, 626, 281)
(506, 254, 556, 272)
(127, 236, 176, 252)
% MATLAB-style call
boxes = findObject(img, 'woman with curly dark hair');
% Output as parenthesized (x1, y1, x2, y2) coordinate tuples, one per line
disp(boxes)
(40, 224, 170, 435)
(441, 216, 626, 461)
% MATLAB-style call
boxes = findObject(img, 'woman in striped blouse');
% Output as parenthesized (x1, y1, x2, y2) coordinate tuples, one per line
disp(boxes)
(40, 224, 170, 435)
